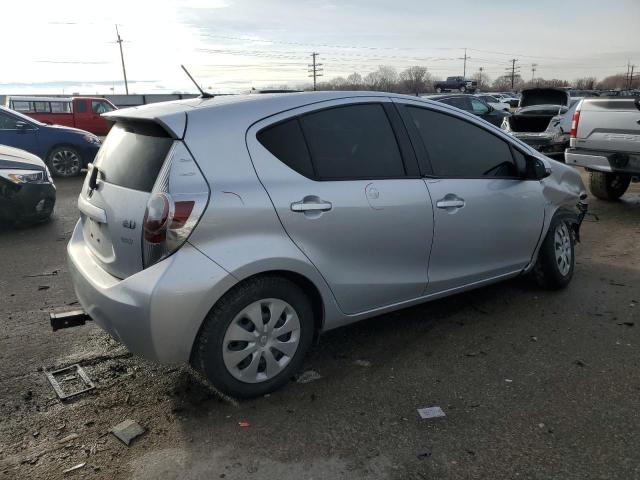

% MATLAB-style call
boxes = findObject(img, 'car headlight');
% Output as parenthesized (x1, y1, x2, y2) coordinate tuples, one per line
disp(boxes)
(0, 169, 48, 184)
(83, 134, 102, 145)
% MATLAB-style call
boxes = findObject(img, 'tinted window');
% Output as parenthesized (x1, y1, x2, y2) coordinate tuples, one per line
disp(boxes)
(407, 106, 518, 178)
(93, 123, 173, 192)
(76, 101, 87, 113)
(257, 119, 314, 178)
(440, 97, 469, 111)
(299, 104, 404, 179)
(0, 111, 20, 129)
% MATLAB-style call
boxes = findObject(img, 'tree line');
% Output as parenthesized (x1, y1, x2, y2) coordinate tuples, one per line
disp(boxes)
(288, 65, 639, 93)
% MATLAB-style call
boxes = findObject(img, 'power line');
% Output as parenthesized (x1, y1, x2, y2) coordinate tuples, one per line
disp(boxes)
(308, 52, 323, 90)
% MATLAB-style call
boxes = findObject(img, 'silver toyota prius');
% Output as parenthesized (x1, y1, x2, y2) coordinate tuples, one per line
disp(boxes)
(67, 92, 587, 398)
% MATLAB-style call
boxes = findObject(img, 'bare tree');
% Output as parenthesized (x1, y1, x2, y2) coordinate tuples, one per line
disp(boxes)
(363, 66, 398, 91)
(399, 66, 429, 95)
(474, 70, 491, 91)
(346, 72, 363, 90)
(492, 75, 523, 91)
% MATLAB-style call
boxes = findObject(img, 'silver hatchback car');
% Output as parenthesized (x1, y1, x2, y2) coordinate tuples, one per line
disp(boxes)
(68, 92, 587, 398)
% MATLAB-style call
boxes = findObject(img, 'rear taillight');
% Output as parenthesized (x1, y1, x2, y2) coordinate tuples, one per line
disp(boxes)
(142, 142, 209, 268)
(570, 109, 580, 138)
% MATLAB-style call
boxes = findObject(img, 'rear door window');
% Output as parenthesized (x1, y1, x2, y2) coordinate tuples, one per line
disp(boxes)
(440, 97, 470, 111)
(299, 104, 405, 180)
(257, 119, 315, 178)
(93, 123, 173, 192)
(406, 106, 518, 178)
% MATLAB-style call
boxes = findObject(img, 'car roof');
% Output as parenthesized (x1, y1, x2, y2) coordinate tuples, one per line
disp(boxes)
(104, 91, 461, 137)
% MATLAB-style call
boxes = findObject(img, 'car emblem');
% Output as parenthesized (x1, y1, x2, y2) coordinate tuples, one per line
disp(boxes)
(122, 219, 137, 229)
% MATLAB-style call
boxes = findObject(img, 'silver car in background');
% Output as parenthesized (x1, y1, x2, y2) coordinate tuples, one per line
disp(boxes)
(68, 92, 587, 398)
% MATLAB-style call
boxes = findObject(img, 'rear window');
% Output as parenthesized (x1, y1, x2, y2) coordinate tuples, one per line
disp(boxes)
(93, 122, 173, 192)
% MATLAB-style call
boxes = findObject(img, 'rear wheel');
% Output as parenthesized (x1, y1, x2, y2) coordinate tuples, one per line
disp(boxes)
(533, 216, 574, 290)
(435, 87, 442, 93)
(192, 276, 315, 398)
(589, 171, 630, 200)
(48, 146, 82, 177)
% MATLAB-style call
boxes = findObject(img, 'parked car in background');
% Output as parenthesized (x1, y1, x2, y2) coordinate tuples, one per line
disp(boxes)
(475, 94, 510, 112)
(565, 96, 640, 200)
(490, 93, 520, 108)
(0, 144, 55, 224)
(501, 88, 577, 155)
(7, 96, 117, 136)
(68, 91, 586, 398)
(0, 106, 101, 177)
(434, 76, 478, 93)
(429, 94, 510, 126)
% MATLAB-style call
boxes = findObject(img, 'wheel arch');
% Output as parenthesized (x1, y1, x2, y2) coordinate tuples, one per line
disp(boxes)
(188, 268, 327, 364)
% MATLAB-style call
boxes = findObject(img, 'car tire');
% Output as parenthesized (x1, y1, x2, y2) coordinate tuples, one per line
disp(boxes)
(460, 86, 467, 93)
(589, 171, 630, 200)
(191, 275, 315, 399)
(47, 146, 82, 177)
(533, 215, 575, 290)
(435, 87, 442, 93)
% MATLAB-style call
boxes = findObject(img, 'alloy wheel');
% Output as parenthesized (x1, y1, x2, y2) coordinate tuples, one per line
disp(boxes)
(51, 149, 80, 176)
(554, 222, 572, 276)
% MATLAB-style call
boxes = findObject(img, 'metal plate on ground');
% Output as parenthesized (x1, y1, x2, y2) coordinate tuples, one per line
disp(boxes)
(44, 364, 95, 400)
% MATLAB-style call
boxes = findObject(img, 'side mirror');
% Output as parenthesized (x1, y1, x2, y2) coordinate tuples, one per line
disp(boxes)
(15, 121, 29, 131)
(526, 155, 552, 180)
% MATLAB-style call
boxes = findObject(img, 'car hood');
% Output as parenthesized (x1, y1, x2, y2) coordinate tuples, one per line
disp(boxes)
(47, 124, 93, 136)
(0, 144, 46, 170)
(519, 88, 570, 108)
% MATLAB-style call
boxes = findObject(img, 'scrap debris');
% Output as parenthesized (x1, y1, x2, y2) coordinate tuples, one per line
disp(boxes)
(111, 419, 145, 446)
(45, 364, 95, 400)
(417, 406, 446, 419)
(295, 370, 322, 384)
(62, 462, 86, 474)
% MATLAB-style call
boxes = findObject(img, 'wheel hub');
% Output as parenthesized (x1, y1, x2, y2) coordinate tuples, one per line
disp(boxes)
(554, 222, 572, 276)
(222, 298, 301, 384)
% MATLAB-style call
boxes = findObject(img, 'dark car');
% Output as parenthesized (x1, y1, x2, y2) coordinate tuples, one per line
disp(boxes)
(429, 94, 510, 127)
(0, 105, 101, 177)
(433, 76, 478, 93)
(0, 144, 56, 224)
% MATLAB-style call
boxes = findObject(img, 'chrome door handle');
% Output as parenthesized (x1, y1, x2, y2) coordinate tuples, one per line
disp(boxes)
(436, 199, 465, 209)
(291, 200, 333, 212)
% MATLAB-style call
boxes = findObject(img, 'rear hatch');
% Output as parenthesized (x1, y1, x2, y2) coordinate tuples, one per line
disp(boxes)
(575, 98, 640, 153)
(78, 122, 174, 279)
(519, 88, 570, 108)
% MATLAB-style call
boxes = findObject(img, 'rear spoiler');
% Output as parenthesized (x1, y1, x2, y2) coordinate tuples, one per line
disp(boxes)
(103, 102, 191, 139)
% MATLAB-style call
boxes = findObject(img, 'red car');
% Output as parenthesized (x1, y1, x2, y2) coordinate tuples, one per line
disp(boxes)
(7, 96, 117, 136)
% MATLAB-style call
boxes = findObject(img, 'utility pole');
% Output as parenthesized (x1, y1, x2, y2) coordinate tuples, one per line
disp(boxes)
(505, 58, 519, 90)
(459, 48, 470, 78)
(115, 25, 129, 95)
(308, 52, 323, 91)
(531, 63, 537, 82)
(630, 65, 636, 89)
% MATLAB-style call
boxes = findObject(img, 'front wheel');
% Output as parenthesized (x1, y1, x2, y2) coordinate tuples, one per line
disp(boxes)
(47, 146, 82, 177)
(435, 87, 442, 93)
(191, 276, 315, 398)
(533, 216, 574, 290)
(589, 171, 630, 200)
(459, 86, 467, 93)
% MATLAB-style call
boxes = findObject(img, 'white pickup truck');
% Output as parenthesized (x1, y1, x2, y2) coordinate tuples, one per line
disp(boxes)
(565, 97, 640, 200)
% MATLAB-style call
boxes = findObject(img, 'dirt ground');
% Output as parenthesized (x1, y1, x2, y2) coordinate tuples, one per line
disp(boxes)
(1, 171, 639, 480)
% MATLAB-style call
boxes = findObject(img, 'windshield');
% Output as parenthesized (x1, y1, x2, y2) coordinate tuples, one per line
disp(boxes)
(0, 106, 44, 126)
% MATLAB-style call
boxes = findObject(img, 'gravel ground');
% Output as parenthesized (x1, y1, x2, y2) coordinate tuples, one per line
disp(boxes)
(1, 171, 638, 480)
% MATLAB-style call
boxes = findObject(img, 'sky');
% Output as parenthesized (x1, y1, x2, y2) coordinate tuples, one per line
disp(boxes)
(2, 0, 639, 95)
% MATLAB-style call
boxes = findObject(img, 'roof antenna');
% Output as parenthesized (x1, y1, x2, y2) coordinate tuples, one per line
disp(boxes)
(181, 65, 213, 98)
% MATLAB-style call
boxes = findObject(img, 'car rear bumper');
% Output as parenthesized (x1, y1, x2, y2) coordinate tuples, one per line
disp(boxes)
(67, 220, 236, 363)
(565, 148, 640, 175)
(0, 181, 56, 222)
(511, 132, 567, 153)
